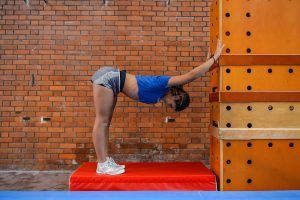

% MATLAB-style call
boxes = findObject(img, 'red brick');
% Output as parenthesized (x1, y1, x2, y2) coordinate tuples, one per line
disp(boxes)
(59, 154, 76, 159)
(50, 86, 65, 91)
(1, 0, 211, 170)
(48, 127, 64, 133)
(24, 96, 41, 101)
(60, 143, 76, 149)
(48, 96, 65, 102)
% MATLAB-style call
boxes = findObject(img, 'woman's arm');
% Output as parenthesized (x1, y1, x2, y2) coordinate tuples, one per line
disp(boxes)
(168, 39, 224, 87)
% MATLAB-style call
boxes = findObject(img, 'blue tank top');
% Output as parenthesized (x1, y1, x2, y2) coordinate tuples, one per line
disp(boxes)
(136, 75, 171, 104)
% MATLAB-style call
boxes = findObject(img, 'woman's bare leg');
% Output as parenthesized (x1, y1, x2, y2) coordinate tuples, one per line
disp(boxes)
(92, 84, 116, 163)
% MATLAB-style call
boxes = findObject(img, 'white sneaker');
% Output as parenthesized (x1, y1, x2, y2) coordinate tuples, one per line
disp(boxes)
(96, 158, 125, 175)
(107, 157, 125, 169)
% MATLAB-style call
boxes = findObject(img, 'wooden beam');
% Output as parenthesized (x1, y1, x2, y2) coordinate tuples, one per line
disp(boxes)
(209, 55, 300, 69)
(211, 126, 300, 140)
(209, 92, 300, 102)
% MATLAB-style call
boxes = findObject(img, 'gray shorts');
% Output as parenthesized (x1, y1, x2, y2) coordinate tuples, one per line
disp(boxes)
(91, 67, 121, 96)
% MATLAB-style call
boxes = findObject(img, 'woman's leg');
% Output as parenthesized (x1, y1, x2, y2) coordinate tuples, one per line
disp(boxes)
(92, 84, 116, 163)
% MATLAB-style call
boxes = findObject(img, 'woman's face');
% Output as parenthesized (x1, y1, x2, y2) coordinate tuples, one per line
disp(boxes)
(162, 91, 180, 110)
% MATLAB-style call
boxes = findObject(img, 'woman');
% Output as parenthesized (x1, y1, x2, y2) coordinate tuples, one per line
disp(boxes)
(91, 40, 224, 175)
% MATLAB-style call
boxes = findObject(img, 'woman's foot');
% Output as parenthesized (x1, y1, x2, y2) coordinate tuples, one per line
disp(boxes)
(107, 157, 125, 169)
(96, 158, 125, 175)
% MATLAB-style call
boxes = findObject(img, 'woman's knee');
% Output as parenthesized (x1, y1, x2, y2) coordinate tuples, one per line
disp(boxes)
(94, 117, 111, 128)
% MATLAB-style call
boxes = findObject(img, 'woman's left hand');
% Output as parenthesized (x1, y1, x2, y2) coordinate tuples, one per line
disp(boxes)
(213, 39, 225, 60)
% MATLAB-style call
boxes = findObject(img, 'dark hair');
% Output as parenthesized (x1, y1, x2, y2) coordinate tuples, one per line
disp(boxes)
(170, 86, 190, 111)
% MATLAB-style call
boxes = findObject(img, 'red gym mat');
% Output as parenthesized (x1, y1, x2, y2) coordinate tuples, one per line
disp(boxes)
(69, 162, 216, 191)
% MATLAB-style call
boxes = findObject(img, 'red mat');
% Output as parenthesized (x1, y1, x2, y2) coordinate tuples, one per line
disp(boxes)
(69, 162, 216, 191)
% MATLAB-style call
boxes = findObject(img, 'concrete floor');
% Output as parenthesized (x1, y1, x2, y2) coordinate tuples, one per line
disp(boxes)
(0, 171, 72, 191)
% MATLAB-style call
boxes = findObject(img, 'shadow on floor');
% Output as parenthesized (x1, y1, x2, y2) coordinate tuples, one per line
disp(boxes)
(0, 171, 72, 191)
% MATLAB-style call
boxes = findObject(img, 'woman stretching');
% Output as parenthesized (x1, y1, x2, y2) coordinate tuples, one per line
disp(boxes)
(91, 40, 224, 175)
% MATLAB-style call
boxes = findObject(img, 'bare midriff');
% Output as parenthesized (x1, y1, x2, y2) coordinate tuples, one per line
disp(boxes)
(122, 73, 139, 100)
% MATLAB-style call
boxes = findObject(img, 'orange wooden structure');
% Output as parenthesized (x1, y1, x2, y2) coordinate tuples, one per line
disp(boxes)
(209, 0, 300, 191)
(210, 135, 300, 191)
(210, 0, 300, 55)
(211, 65, 300, 92)
(210, 56, 300, 93)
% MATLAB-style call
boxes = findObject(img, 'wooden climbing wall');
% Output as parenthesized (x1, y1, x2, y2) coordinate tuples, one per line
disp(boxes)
(209, 0, 300, 191)
(210, 0, 300, 54)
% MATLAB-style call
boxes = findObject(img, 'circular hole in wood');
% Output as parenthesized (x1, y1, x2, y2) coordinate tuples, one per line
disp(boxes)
(226, 85, 231, 91)
(246, 48, 251, 53)
(247, 179, 252, 184)
(226, 68, 231, 73)
(226, 160, 231, 164)
(289, 106, 294, 111)
(247, 85, 252, 91)
(226, 179, 231, 184)
(246, 31, 251, 36)
(268, 68, 272, 73)
(226, 105, 231, 111)
(247, 123, 252, 128)
(225, 12, 230, 17)
(268, 105, 273, 111)
(225, 31, 230, 36)
(226, 123, 231, 128)
(226, 142, 231, 147)
(247, 68, 252, 73)
(226, 48, 231, 53)
(247, 160, 252, 165)
(289, 142, 294, 148)
(268, 142, 273, 147)
(247, 142, 252, 147)
(289, 68, 293, 73)
(247, 106, 252, 111)
(246, 12, 251, 17)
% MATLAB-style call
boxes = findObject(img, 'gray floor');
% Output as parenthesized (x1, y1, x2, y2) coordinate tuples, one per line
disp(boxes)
(0, 171, 72, 191)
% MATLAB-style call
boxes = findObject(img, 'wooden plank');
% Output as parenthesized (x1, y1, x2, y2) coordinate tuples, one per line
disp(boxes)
(221, 0, 300, 54)
(209, 93, 219, 102)
(209, 92, 300, 102)
(209, 63, 219, 72)
(211, 126, 300, 140)
(210, 0, 221, 55)
(219, 102, 300, 128)
(210, 135, 222, 191)
(219, 55, 300, 66)
(222, 139, 300, 190)
(210, 67, 220, 92)
(219, 139, 224, 191)
(221, 66, 300, 91)
(210, 102, 220, 128)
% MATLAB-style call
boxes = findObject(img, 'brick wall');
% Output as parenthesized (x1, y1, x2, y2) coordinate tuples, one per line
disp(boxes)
(0, 0, 211, 170)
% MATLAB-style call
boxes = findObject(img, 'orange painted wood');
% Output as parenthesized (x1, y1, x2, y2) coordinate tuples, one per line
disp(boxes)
(210, 135, 222, 190)
(220, 66, 300, 91)
(212, 127, 300, 140)
(210, 103, 220, 128)
(210, 67, 220, 92)
(209, 92, 300, 102)
(219, 55, 300, 66)
(218, 102, 300, 128)
(222, 139, 300, 190)
(210, 0, 220, 55)
(210, 0, 300, 54)
(210, 65, 300, 92)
